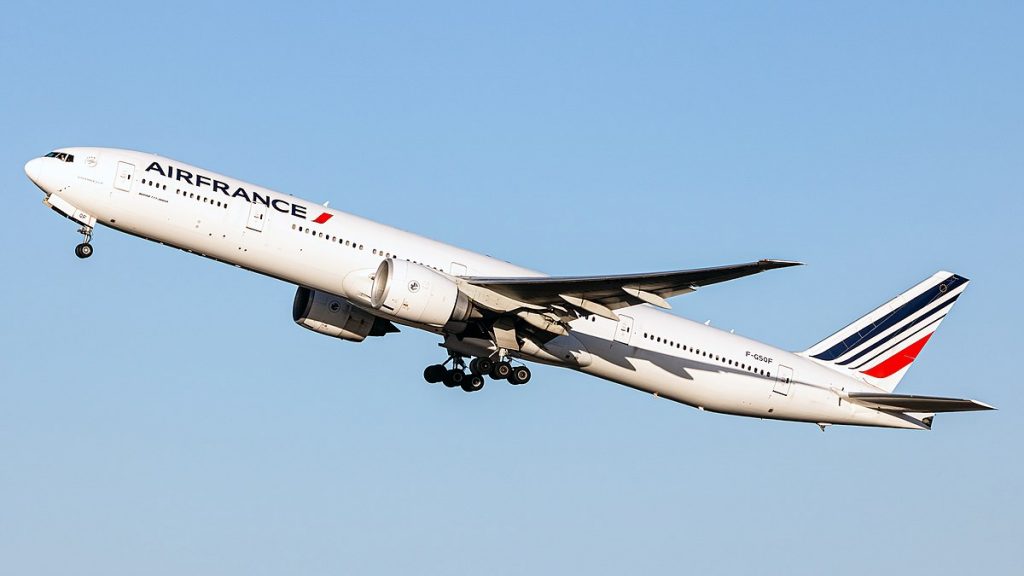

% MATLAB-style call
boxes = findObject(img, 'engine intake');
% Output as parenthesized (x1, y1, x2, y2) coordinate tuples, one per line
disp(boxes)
(370, 259, 474, 327)
(292, 287, 396, 342)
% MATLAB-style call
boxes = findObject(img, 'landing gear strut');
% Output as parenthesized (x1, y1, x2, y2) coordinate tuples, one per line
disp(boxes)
(74, 225, 94, 259)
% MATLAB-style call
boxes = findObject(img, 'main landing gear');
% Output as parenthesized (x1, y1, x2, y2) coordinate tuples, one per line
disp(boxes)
(423, 355, 532, 393)
(74, 225, 94, 259)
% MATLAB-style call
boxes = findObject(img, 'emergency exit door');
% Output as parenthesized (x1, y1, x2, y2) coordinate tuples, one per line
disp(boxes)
(773, 365, 794, 396)
(246, 202, 268, 232)
(113, 161, 134, 192)
(614, 315, 634, 345)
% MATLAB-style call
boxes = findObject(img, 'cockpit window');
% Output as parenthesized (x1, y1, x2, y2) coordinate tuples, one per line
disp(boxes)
(44, 151, 74, 162)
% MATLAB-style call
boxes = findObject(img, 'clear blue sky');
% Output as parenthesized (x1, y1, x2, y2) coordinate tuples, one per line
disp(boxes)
(1, 2, 1020, 574)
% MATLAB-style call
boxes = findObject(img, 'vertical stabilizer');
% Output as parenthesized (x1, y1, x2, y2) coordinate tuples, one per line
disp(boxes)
(800, 271, 968, 392)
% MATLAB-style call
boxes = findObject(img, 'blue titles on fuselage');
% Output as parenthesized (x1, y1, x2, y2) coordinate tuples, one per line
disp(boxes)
(144, 161, 307, 219)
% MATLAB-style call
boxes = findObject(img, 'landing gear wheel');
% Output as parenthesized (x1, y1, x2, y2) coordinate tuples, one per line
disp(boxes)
(469, 357, 494, 376)
(75, 243, 93, 259)
(490, 361, 513, 380)
(443, 369, 466, 388)
(508, 365, 532, 385)
(461, 375, 485, 392)
(423, 364, 447, 383)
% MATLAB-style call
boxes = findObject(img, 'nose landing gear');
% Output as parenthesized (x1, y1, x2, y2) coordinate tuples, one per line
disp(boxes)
(74, 225, 94, 259)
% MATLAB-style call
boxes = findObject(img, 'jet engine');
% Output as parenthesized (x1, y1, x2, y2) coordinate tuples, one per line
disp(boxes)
(369, 259, 475, 327)
(292, 287, 397, 342)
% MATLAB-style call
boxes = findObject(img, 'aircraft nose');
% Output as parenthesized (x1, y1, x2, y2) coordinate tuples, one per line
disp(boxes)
(24, 157, 43, 186)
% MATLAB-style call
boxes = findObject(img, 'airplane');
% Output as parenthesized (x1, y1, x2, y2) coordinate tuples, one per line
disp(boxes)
(24, 147, 994, 430)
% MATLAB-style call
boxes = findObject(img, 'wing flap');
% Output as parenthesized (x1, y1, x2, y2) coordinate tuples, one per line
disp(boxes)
(846, 393, 995, 413)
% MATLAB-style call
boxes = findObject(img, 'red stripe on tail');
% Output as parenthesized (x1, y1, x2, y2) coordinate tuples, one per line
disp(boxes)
(861, 333, 933, 379)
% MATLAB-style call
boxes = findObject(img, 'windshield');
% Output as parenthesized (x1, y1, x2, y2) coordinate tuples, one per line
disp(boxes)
(44, 151, 74, 162)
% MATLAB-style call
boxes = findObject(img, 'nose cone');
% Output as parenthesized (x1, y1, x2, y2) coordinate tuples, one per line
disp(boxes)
(24, 157, 43, 187)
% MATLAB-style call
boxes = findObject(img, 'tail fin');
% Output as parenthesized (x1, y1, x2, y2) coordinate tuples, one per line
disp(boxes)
(800, 271, 969, 392)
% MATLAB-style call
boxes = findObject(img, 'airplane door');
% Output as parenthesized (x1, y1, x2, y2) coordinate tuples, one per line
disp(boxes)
(246, 202, 268, 232)
(113, 161, 134, 192)
(773, 365, 793, 396)
(614, 315, 634, 344)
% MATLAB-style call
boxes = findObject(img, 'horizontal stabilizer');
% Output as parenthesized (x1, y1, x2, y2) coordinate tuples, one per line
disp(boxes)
(846, 393, 995, 413)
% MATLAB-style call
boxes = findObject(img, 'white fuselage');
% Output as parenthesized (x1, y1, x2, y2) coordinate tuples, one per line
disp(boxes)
(27, 147, 926, 429)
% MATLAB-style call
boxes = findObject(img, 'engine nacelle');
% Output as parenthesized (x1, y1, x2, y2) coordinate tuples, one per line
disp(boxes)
(370, 259, 473, 327)
(292, 287, 392, 342)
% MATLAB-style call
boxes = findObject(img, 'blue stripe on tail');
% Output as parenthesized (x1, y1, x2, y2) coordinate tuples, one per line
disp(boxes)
(811, 274, 967, 362)
(835, 294, 960, 366)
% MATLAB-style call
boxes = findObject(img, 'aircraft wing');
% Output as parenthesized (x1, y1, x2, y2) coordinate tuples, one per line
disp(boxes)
(463, 259, 801, 319)
(846, 393, 995, 413)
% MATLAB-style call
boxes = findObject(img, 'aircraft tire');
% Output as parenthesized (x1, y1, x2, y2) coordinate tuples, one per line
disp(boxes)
(424, 364, 447, 383)
(461, 375, 485, 392)
(443, 369, 465, 388)
(469, 357, 494, 376)
(490, 361, 512, 380)
(508, 366, 531, 385)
